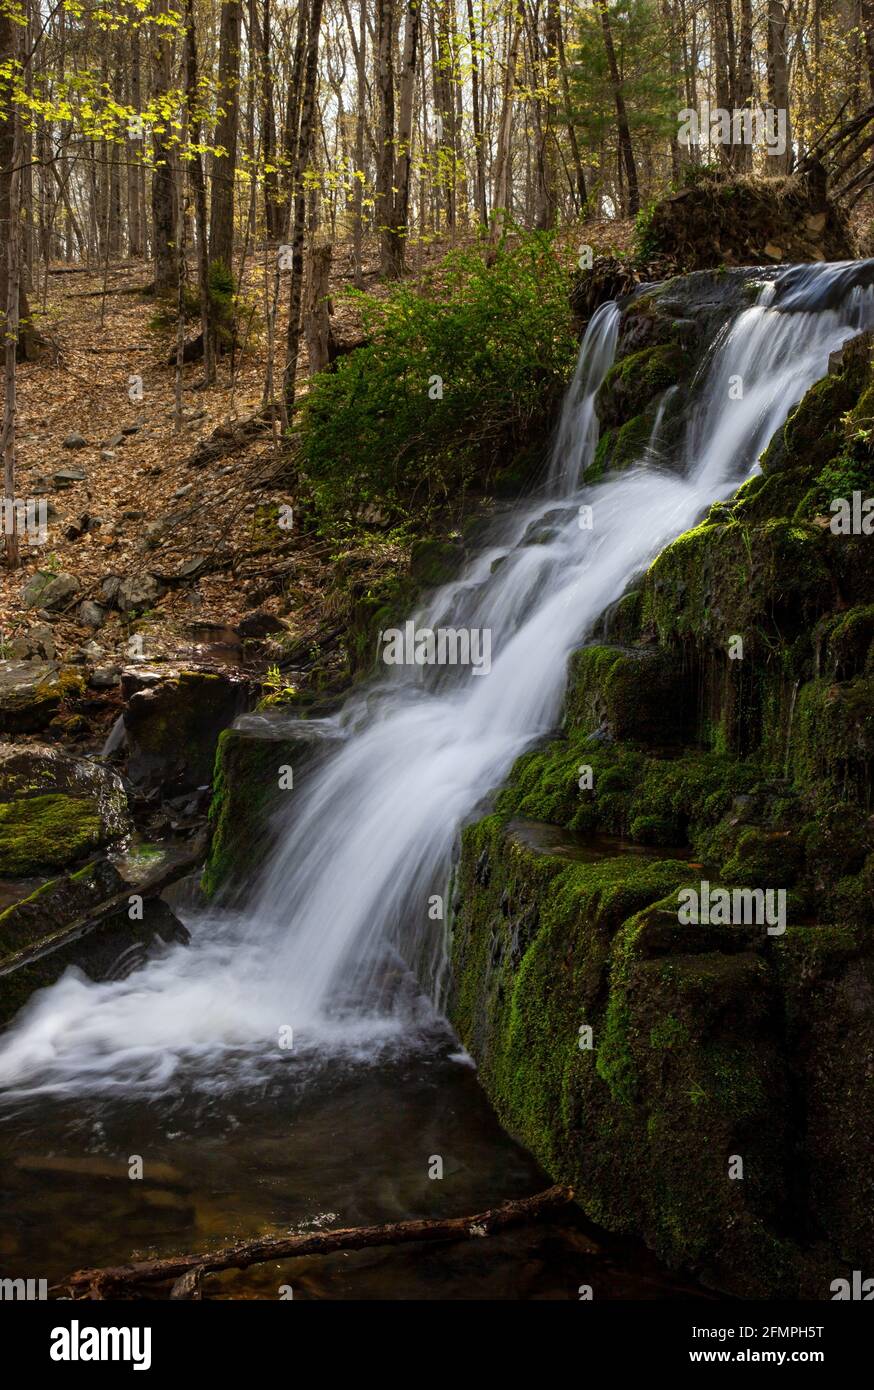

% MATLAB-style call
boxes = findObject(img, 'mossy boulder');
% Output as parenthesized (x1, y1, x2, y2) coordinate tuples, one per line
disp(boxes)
(0, 857, 125, 960)
(586, 411, 654, 482)
(640, 172, 853, 272)
(0, 661, 85, 734)
(564, 644, 692, 745)
(409, 537, 464, 586)
(596, 344, 689, 429)
(0, 877, 188, 1028)
(0, 743, 131, 876)
(791, 675, 874, 808)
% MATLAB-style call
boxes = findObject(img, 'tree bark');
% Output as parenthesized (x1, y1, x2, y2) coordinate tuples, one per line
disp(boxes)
(596, 0, 639, 214)
(283, 0, 325, 413)
(490, 0, 525, 245)
(184, 0, 213, 383)
(386, 0, 422, 276)
(303, 240, 334, 373)
(375, 0, 397, 274)
(766, 0, 792, 174)
(150, 0, 177, 295)
(209, 0, 243, 278)
(0, 7, 40, 359)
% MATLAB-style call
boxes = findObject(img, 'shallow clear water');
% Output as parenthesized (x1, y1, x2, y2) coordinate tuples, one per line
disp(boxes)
(0, 1017, 710, 1299)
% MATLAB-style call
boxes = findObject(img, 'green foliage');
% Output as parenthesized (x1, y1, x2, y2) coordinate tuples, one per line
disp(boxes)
(297, 233, 577, 520)
(569, 0, 678, 203)
(633, 201, 659, 261)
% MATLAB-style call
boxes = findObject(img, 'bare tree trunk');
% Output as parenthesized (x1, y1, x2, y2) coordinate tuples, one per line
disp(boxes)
(251, 0, 282, 239)
(209, 0, 243, 278)
(557, 5, 587, 211)
(390, 0, 422, 274)
(128, 29, 144, 256)
(283, 0, 325, 412)
(352, 0, 366, 285)
(0, 7, 40, 359)
(150, 0, 177, 294)
(766, 0, 792, 174)
(533, 0, 560, 228)
(1, 14, 22, 568)
(736, 0, 754, 170)
(183, 0, 212, 384)
(303, 241, 334, 373)
(375, 0, 397, 275)
(596, 0, 639, 214)
(490, 0, 524, 245)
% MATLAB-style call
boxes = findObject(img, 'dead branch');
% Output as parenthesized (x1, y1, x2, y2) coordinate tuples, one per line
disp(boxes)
(54, 1184, 573, 1299)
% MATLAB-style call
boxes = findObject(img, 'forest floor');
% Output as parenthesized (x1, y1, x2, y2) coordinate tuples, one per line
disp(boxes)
(1, 217, 634, 726)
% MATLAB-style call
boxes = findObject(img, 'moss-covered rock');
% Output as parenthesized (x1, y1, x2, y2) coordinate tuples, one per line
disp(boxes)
(450, 275, 874, 1299)
(0, 743, 131, 876)
(449, 817, 803, 1295)
(0, 661, 85, 734)
(564, 644, 693, 745)
(203, 717, 340, 899)
(597, 344, 689, 429)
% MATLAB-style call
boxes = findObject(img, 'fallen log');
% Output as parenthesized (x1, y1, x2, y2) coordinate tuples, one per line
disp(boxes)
(55, 1184, 573, 1299)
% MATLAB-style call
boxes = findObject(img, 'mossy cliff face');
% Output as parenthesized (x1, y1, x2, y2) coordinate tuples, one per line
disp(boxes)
(449, 290, 874, 1297)
(450, 820, 799, 1296)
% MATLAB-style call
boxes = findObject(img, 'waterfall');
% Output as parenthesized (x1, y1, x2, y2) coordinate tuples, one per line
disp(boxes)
(2, 264, 872, 1098)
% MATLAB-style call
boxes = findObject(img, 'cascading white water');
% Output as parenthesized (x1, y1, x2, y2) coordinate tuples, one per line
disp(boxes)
(2, 263, 872, 1097)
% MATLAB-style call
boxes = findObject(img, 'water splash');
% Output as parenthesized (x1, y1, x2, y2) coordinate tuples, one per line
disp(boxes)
(2, 265, 871, 1098)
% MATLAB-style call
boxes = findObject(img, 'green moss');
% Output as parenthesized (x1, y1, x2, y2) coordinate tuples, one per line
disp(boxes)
(721, 827, 803, 888)
(0, 795, 103, 875)
(564, 644, 690, 744)
(586, 412, 654, 482)
(202, 727, 308, 899)
(597, 344, 690, 429)
(449, 820, 798, 1296)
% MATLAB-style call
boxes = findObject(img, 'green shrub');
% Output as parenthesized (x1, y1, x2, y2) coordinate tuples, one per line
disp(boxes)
(297, 232, 578, 520)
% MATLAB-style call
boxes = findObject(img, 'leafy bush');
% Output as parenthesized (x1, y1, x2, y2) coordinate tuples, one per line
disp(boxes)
(297, 232, 578, 519)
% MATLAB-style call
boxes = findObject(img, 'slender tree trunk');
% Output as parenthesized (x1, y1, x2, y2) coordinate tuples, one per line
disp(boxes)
(596, 0, 639, 214)
(766, 0, 792, 174)
(0, 8, 40, 359)
(353, 0, 367, 285)
(389, 0, 422, 275)
(490, 0, 524, 245)
(184, 0, 213, 383)
(209, 0, 243, 278)
(150, 0, 177, 294)
(375, 0, 397, 274)
(736, 0, 754, 170)
(557, 5, 587, 211)
(1, 15, 22, 567)
(283, 0, 325, 412)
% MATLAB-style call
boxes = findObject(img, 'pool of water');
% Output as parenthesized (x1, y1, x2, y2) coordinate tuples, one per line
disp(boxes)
(0, 1016, 710, 1301)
